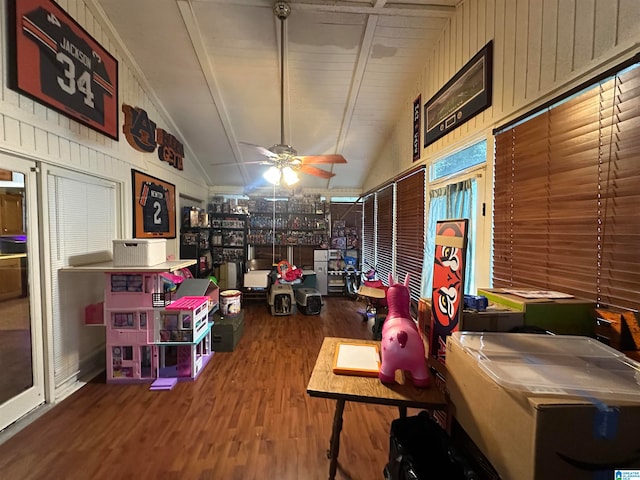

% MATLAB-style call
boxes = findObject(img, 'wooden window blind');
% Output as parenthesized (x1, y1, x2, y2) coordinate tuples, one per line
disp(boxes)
(396, 169, 425, 301)
(376, 185, 395, 282)
(362, 194, 376, 271)
(494, 65, 640, 311)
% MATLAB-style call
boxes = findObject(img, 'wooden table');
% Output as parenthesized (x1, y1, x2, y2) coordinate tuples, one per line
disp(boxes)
(306, 337, 448, 480)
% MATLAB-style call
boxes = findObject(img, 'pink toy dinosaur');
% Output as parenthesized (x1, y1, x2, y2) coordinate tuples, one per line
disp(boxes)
(378, 273, 430, 387)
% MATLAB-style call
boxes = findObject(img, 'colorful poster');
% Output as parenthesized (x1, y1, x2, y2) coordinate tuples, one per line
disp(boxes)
(429, 219, 468, 363)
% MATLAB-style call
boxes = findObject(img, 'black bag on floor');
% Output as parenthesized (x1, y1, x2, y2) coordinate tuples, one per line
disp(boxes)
(383, 411, 479, 480)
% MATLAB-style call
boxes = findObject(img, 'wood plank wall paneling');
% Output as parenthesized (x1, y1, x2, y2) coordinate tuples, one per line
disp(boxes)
(0, 0, 210, 404)
(374, 0, 640, 186)
(0, 298, 418, 480)
(0, 0, 207, 198)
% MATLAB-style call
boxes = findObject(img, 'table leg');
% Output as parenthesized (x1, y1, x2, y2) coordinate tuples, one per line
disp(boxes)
(327, 399, 346, 480)
(398, 406, 407, 418)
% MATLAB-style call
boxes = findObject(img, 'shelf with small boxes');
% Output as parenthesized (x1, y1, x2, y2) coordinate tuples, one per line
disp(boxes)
(246, 196, 328, 247)
(209, 213, 248, 264)
(180, 210, 248, 276)
(180, 227, 212, 277)
(180, 206, 215, 277)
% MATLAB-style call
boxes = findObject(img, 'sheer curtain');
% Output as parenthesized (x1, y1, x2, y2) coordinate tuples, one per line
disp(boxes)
(420, 178, 477, 298)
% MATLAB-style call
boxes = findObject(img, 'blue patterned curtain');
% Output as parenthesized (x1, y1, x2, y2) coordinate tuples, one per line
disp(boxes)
(420, 178, 477, 298)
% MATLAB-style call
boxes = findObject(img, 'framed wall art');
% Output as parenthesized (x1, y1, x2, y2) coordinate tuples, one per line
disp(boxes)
(424, 41, 492, 148)
(132, 170, 176, 239)
(429, 218, 468, 364)
(412, 95, 421, 161)
(9, 0, 119, 139)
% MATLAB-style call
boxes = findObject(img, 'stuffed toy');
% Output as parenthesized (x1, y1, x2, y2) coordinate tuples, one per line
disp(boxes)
(277, 260, 303, 284)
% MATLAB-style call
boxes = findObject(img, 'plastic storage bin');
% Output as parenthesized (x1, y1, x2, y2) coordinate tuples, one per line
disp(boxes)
(451, 331, 640, 399)
(113, 239, 167, 267)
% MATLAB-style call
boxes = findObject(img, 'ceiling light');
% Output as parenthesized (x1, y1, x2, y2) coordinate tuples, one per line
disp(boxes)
(263, 166, 281, 185)
(282, 166, 299, 185)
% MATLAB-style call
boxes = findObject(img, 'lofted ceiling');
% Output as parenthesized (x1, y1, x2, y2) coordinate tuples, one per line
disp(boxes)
(93, 0, 457, 192)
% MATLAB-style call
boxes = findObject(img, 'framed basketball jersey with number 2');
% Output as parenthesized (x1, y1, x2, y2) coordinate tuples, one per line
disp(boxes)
(132, 170, 176, 239)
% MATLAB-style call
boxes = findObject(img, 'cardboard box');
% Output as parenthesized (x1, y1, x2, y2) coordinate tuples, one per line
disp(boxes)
(426, 299, 523, 363)
(477, 288, 595, 336)
(112, 239, 166, 267)
(446, 333, 640, 480)
(460, 304, 524, 332)
(417, 297, 431, 342)
(594, 308, 628, 350)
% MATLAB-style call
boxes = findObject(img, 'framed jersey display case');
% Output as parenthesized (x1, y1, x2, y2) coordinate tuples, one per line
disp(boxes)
(9, 0, 119, 139)
(132, 169, 176, 239)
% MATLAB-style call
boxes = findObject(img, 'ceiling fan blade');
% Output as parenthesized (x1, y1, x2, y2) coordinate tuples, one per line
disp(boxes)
(299, 164, 335, 179)
(239, 142, 278, 158)
(211, 160, 271, 167)
(298, 154, 347, 165)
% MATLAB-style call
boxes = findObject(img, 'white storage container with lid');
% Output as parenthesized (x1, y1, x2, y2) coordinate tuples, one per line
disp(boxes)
(112, 239, 167, 267)
(450, 331, 640, 400)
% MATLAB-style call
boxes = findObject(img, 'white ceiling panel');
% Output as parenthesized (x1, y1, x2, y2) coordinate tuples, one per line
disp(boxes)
(93, 0, 456, 191)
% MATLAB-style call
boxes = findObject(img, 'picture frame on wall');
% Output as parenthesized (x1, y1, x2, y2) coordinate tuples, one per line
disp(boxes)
(131, 169, 176, 239)
(8, 0, 119, 140)
(413, 95, 421, 161)
(423, 41, 492, 148)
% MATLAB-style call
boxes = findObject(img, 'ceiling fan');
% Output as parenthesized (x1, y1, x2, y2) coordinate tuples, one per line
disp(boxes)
(234, 1, 347, 184)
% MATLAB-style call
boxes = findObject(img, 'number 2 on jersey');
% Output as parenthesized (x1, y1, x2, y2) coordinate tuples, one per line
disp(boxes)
(153, 201, 163, 225)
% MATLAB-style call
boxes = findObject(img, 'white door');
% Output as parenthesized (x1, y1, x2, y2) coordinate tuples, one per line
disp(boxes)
(0, 154, 45, 432)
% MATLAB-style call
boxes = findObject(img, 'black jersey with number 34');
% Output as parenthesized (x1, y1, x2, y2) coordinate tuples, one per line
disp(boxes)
(21, 6, 114, 126)
(139, 182, 170, 233)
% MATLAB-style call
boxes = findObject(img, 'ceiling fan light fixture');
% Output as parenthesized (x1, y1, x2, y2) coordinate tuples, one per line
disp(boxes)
(227, 1, 347, 184)
(264, 166, 281, 185)
(282, 166, 299, 185)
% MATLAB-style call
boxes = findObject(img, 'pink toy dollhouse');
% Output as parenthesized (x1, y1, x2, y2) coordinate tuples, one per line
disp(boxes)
(97, 270, 216, 384)
(153, 296, 212, 380)
(104, 272, 161, 382)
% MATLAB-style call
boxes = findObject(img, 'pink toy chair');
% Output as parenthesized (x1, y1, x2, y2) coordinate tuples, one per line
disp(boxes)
(378, 274, 430, 388)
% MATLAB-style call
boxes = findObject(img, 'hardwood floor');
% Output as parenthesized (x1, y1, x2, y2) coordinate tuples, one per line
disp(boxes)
(0, 297, 407, 480)
(0, 296, 32, 405)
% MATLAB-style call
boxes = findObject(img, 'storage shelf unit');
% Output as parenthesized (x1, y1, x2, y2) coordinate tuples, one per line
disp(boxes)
(327, 270, 346, 295)
(247, 197, 327, 248)
(180, 213, 248, 277)
(210, 214, 247, 264)
(180, 228, 212, 277)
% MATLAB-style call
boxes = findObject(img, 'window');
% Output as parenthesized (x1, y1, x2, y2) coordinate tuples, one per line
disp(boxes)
(430, 142, 486, 181)
(376, 185, 395, 283)
(421, 178, 479, 298)
(421, 140, 487, 298)
(360, 167, 426, 302)
(396, 170, 426, 301)
(493, 63, 640, 311)
(362, 195, 376, 272)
